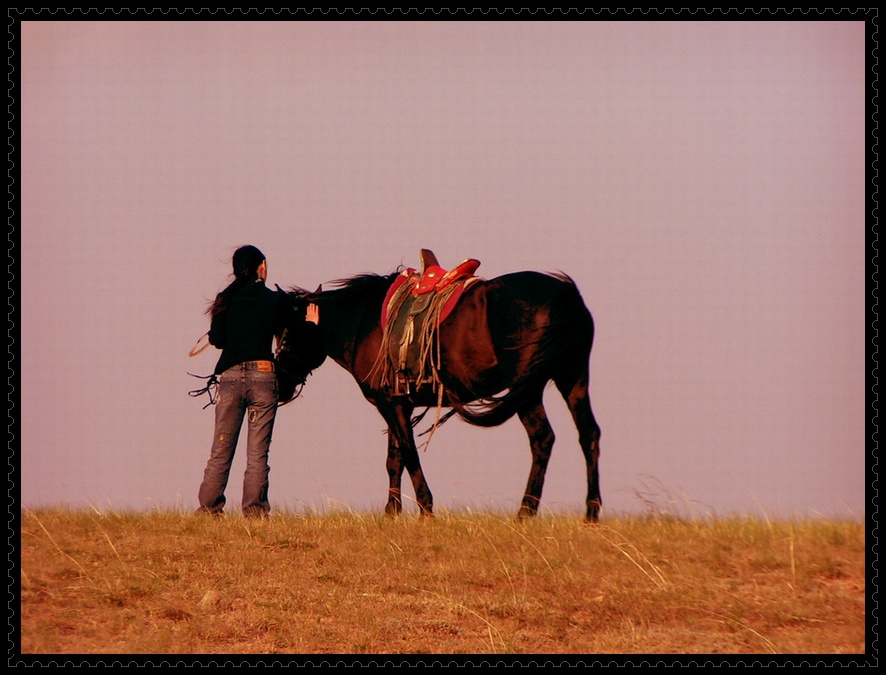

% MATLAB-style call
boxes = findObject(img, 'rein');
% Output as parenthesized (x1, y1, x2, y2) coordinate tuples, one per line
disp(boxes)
(274, 326, 308, 405)
(188, 332, 218, 408)
(188, 372, 219, 409)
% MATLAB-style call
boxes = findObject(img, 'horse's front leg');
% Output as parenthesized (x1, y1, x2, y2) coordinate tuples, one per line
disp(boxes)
(385, 427, 404, 516)
(378, 401, 433, 516)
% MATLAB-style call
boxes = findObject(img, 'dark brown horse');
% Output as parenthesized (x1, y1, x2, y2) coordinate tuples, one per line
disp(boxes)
(280, 263, 602, 521)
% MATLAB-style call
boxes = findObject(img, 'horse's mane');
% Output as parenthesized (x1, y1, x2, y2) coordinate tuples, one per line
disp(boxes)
(330, 271, 400, 294)
(286, 269, 402, 302)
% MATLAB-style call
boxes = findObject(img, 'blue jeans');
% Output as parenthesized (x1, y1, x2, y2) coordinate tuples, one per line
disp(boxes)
(197, 363, 279, 516)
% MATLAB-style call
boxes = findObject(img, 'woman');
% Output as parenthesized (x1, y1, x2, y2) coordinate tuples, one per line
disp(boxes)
(196, 245, 318, 517)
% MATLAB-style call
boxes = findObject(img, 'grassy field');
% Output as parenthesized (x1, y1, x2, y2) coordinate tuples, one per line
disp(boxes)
(16, 508, 867, 659)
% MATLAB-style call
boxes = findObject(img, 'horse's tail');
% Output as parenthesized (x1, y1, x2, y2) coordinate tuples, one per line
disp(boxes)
(448, 382, 545, 427)
(450, 272, 594, 429)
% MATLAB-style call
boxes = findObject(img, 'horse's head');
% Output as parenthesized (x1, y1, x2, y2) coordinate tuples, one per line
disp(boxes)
(274, 284, 327, 405)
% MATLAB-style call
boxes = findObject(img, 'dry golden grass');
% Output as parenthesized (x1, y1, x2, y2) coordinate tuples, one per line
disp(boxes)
(17, 507, 867, 658)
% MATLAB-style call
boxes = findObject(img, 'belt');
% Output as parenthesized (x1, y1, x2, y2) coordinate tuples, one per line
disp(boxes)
(237, 360, 275, 372)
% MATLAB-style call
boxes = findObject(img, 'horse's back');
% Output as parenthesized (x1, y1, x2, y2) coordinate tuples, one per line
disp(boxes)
(471, 271, 594, 383)
(482, 271, 594, 341)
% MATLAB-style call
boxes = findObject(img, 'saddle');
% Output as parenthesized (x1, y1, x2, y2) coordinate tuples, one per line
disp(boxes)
(372, 249, 482, 395)
(381, 250, 481, 328)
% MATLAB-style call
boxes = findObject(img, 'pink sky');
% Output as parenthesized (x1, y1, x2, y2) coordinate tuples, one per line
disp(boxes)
(18, 20, 868, 519)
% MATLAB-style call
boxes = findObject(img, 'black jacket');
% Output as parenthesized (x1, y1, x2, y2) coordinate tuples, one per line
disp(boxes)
(208, 281, 291, 375)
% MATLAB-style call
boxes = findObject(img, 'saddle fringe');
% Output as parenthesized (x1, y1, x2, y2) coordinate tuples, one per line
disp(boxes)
(367, 275, 475, 451)
(367, 281, 460, 397)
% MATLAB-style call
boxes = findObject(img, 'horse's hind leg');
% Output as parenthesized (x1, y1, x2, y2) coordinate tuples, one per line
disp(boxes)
(517, 390, 556, 518)
(556, 374, 602, 522)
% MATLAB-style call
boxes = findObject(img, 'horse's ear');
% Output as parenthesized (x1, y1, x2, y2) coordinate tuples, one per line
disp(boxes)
(315, 284, 323, 293)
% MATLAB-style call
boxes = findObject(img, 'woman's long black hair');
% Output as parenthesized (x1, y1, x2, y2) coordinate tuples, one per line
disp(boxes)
(207, 245, 266, 319)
